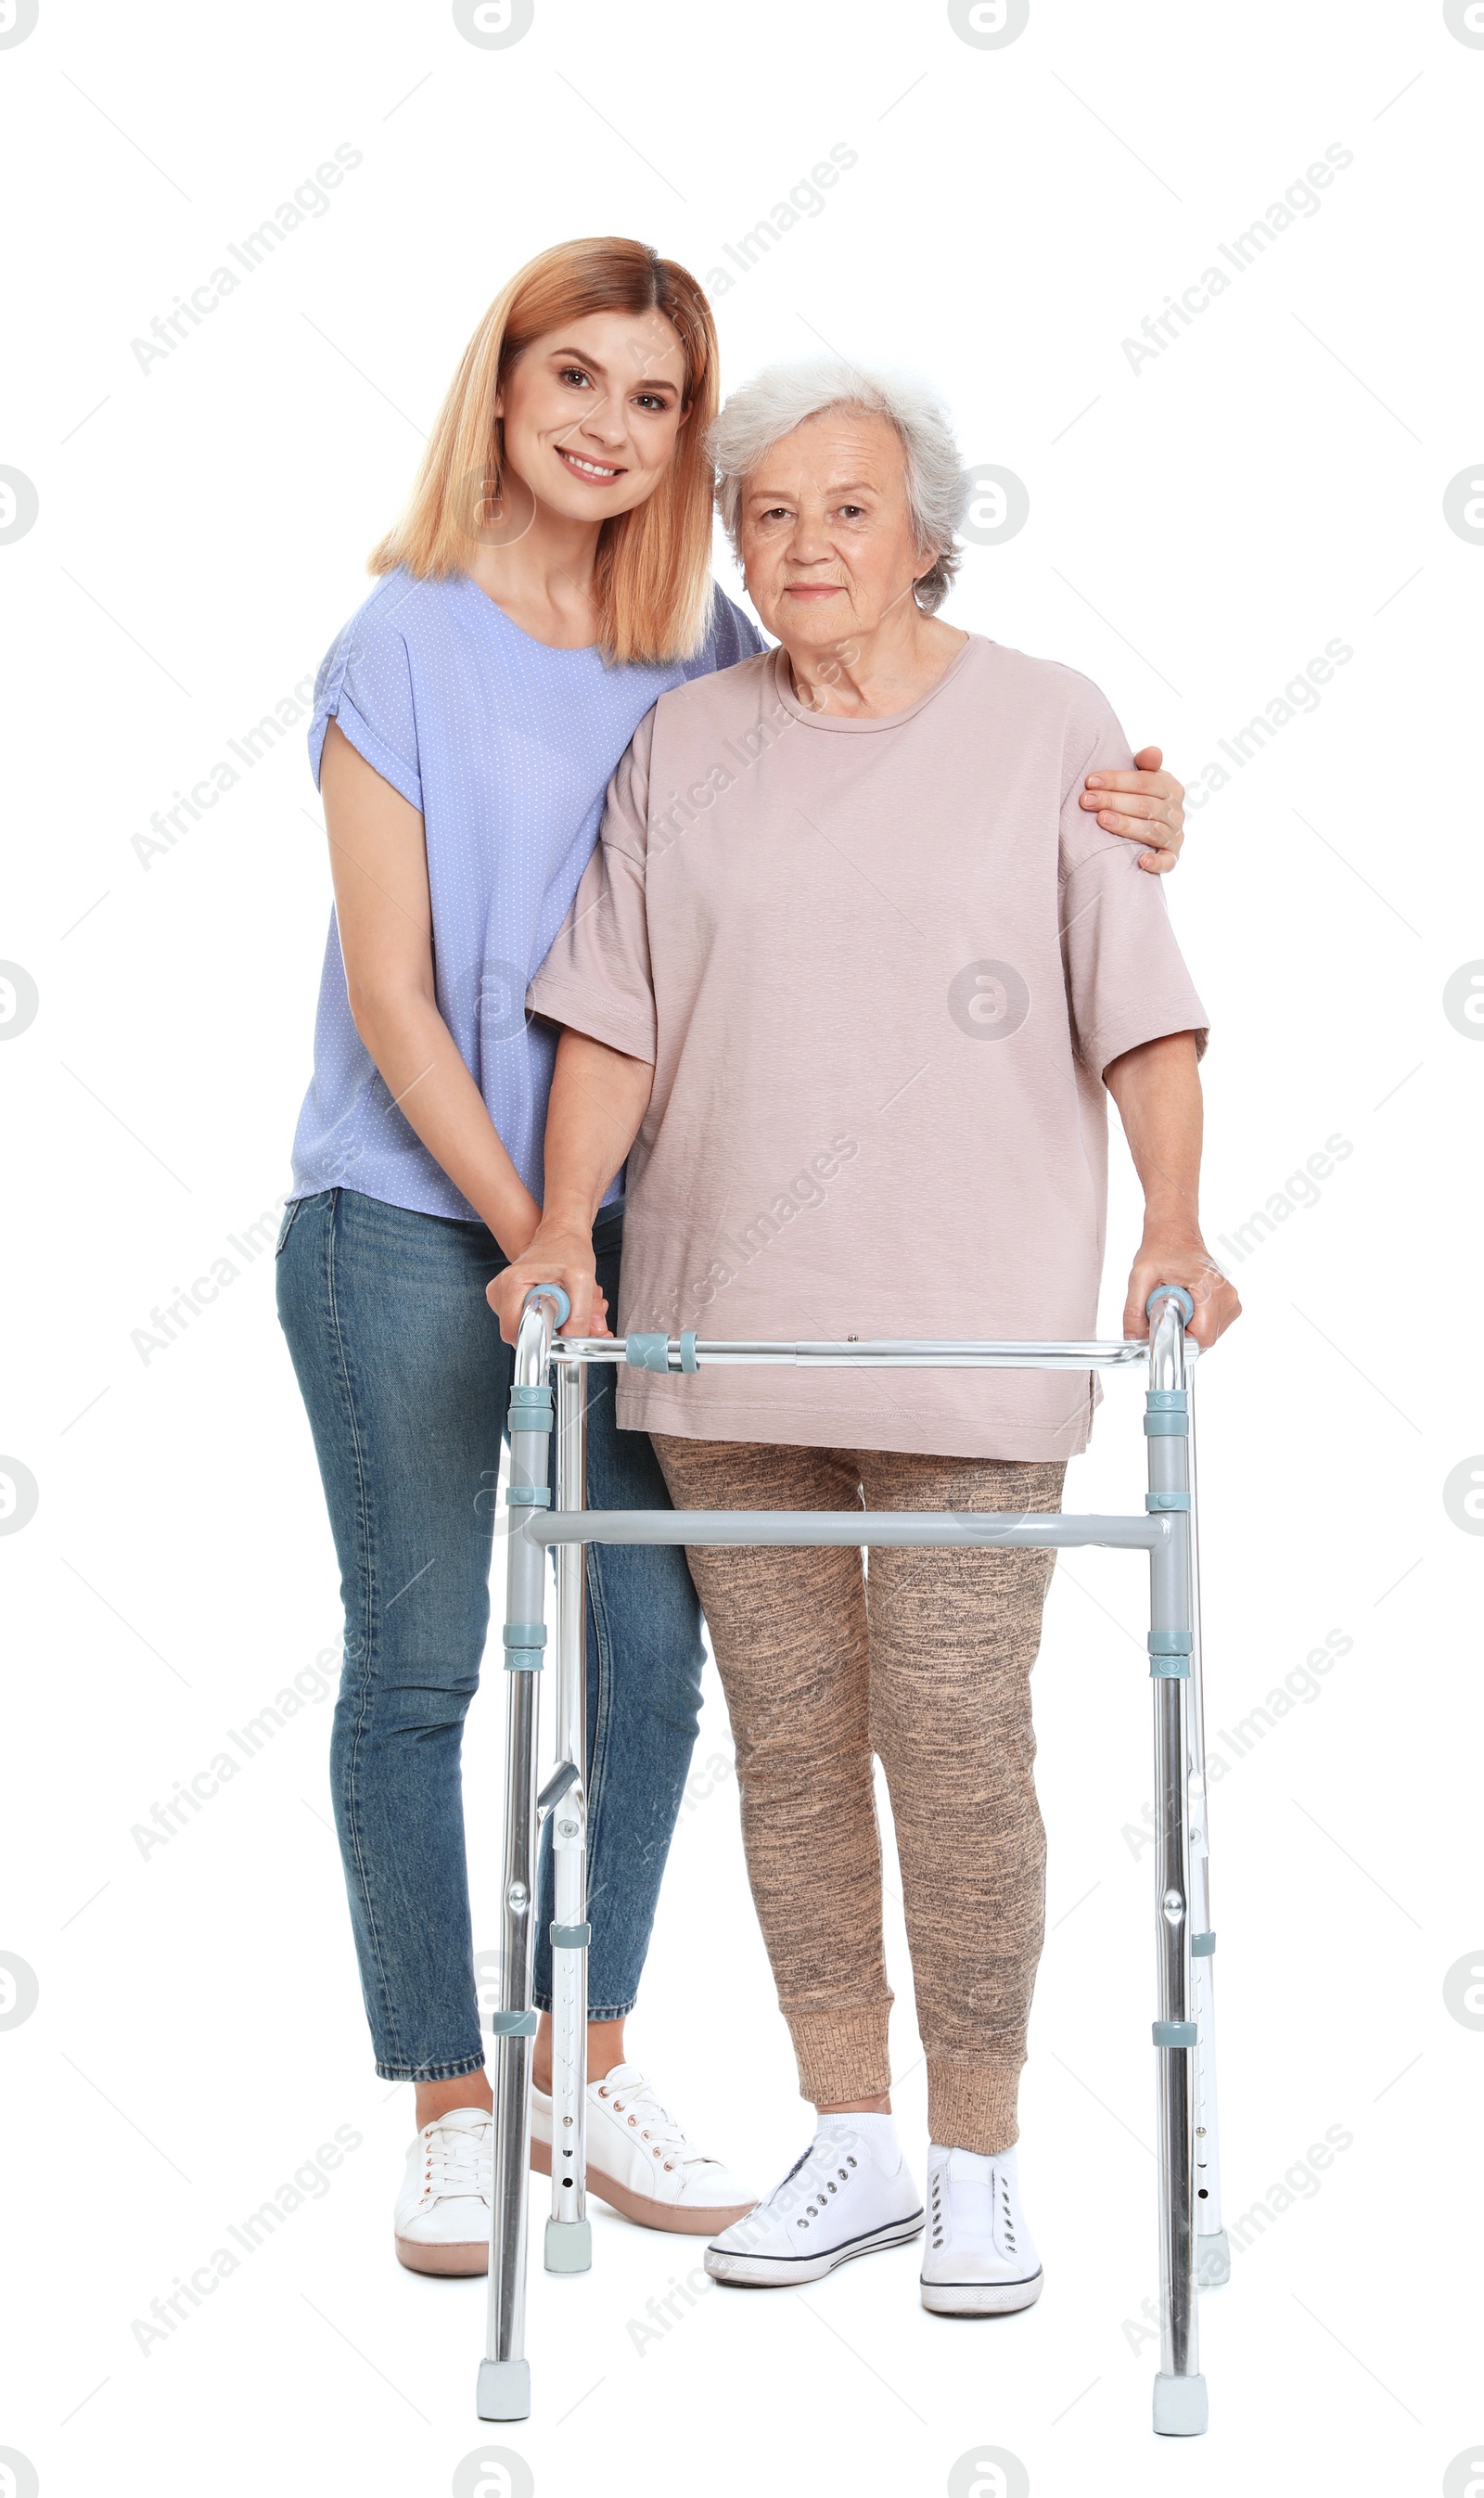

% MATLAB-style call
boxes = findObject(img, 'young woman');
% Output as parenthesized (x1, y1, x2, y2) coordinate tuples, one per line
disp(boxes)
(275, 237, 1191, 2277)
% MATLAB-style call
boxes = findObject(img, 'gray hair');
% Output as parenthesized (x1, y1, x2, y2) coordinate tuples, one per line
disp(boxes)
(708, 357, 971, 614)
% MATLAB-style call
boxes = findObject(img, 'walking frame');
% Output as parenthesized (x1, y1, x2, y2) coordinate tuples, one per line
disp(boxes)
(478, 1285, 1227, 2440)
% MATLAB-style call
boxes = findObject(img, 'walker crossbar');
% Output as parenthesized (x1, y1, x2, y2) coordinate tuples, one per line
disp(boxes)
(538, 1511, 1167, 1550)
(547, 1335, 1155, 1370)
(477, 1289, 1224, 2440)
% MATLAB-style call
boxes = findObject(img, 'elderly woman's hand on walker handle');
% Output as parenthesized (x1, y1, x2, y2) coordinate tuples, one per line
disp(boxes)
(1125, 1242, 1240, 1351)
(1104, 1030, 1241, 1351)
(488, 1223, 609, 1343)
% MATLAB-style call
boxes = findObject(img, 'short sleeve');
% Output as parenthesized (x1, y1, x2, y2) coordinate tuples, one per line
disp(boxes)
(308, 592, 423, 812)
(526, 712, 659, 1061)
(1056, 678, 1209, 1076)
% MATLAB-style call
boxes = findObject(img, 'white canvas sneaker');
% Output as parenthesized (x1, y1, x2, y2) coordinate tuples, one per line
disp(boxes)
(393, 2107, 492, 2276)
(705, 2115, 924, 2286)
(531, 2063, 758, 2235)
(918, 2142, 1044, 2314)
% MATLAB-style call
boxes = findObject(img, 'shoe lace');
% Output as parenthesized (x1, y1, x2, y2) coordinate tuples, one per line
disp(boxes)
(421, 2118, 491, 2200)
(595, 2074, 713, 2171)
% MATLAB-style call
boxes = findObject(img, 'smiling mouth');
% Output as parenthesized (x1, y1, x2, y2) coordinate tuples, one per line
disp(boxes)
(556, 445, 625, 482)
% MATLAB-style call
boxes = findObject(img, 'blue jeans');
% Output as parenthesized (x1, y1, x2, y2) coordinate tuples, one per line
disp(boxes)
(275, 1187, 705, 2081)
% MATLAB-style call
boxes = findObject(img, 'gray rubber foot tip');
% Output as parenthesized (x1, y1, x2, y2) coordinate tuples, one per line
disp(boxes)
(1196, 2228, 1231, 2288)
(1153, 2372, 1209, 2437)
(545, 2217, 593, 2273)
(477, 2357, 531, 2422)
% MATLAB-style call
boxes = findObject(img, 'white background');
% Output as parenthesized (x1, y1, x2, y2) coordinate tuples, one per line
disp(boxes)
(2, 2, 1481, 2493)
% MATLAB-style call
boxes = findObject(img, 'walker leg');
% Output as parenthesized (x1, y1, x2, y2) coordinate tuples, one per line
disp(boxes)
(545, 1362, 591, 2274)
(1184, 1370, 1228, 2287)
(478, 1326, 555, 2423)
(544, 1774, 591, 2271)
(1145, 1305, 1208, 2437)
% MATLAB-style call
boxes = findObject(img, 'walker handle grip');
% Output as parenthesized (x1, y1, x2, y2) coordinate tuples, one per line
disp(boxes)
(523, 1283, 572, 1327)
(1145, 1286, 1195, 1326)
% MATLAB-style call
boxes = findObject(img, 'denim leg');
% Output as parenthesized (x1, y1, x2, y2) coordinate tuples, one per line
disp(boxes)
(276, 1189, 510, 2081)
(532, 1232, 706, 2017)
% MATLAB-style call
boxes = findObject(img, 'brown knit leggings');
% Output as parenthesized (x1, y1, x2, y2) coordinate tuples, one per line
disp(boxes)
(651, 1437, 1066, 2154)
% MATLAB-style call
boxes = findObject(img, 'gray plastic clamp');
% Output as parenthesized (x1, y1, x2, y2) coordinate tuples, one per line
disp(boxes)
(505, 1483, 551, 1506)
(550, 1921, 591, 1949)
(1191, 1929, 1216, 1956)
(1144, 1389, 1189, 1438)
(625, 1332, 671, 1371)
(508, 1384, 554, 1432)
(1145, 1490, 1191, 1511)
(503, 1622, 547, 1673)
(1148, 1630, 1193, 1677)
(491, 2009, 539, 2037)
(1152, 2020, 1197, 2047)
(679, 1330, 698, 1372)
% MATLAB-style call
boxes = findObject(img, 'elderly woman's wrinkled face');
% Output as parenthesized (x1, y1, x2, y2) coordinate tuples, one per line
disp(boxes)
(737, 408, 933, 659)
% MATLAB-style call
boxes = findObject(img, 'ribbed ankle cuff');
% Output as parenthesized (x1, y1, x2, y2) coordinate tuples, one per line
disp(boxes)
(787, 2003, 893, 2107)
(928, 2053, 1023, 2154)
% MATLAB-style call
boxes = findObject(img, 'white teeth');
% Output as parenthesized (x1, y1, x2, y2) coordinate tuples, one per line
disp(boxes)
(561, 451, 619, 478)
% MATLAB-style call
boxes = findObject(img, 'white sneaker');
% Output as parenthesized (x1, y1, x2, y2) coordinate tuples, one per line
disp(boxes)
(705, 2115, 923, 2286)
(531, 2062, 758, 2235)
(919, 2142, 1044, 2314)
(393, 2107, 492, 2276)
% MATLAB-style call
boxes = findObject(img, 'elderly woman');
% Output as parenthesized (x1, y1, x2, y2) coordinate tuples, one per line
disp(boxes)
(493, 360, 1239, 2318)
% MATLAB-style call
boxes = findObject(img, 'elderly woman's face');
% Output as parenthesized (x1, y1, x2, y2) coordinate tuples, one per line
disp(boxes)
(737, 409, 932, 658)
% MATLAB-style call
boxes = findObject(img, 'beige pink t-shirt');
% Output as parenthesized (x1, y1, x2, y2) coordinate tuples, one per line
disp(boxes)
(528, 635, 1208, 1458)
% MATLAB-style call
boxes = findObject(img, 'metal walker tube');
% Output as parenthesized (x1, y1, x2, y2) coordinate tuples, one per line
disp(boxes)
(477, 1292, 1221, 2440)
(1183, 1366, 1228, 2285)
(1145, 1290, 1208, 2435)
(477, 1288, 562, 2425)
(543, 1358, 592, 2274)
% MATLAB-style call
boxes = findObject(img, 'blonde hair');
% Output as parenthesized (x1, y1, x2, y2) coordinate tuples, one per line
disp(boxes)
(370, 237, 719, 667)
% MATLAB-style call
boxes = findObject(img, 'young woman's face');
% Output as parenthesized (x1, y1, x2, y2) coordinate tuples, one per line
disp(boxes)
(495, 308, 690, 525)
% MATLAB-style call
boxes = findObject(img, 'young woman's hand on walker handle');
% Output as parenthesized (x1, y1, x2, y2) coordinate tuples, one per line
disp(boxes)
(488, 1029, 656, 1343)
